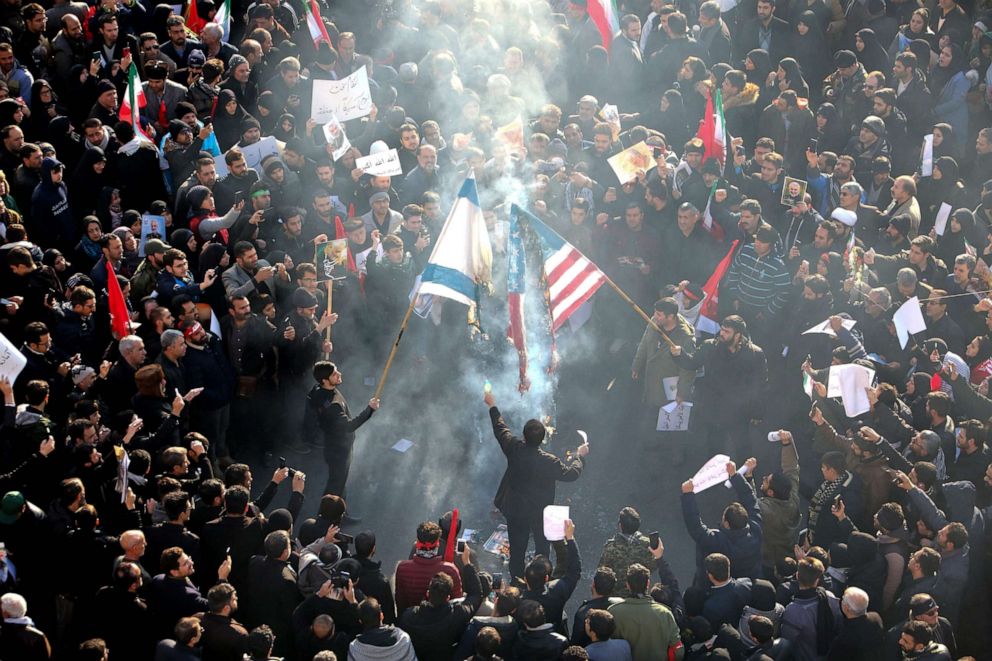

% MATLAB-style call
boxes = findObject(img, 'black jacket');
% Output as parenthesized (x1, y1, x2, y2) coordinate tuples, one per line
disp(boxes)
(197, 611, 249, 661)
(306, 385, 374, 456)
(199, 515, 265, 589)
(455, 615, 519, 660)
(357, 556, 397, 624)
(511, 624, 568, 660)
(242, 555, 302, 656)
(827, 612, 885, 661)
(398, 562, 484, 660)
(520, 539, 582, 636)
(489, 406, 583, 518)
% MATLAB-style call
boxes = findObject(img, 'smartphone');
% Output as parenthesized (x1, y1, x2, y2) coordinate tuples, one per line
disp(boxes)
(809, 138, 818, 152)
(225, 546, 230, 555)
(203, 116, 212, 126)
(833, 494, 843, 508)
(491, 572, 503, 591)
(122, 47, 131, 59)
(648, 531, 660, 550)
(336, 532, 354, 545)
(457, 540, 466, 553)
(92, 52, 102, 62)
(279, 456, 287, 469)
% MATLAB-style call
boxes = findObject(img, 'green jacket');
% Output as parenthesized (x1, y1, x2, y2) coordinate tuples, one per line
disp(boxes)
(631, 315, 696, 407)
(129, 258, 161, 306)
(598, 533, 656, 596)
(757, 441, 801, 570)
(608, 597, 683, 661)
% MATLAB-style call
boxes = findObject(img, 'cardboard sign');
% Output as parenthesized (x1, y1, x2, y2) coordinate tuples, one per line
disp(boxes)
(356, 148, 403, 176)
(311, 67, 373, 123)
(607, 141, 654, 185)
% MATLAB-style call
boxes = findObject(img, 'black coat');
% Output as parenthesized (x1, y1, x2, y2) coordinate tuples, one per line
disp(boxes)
(735, 16, 792, 64)
(357, 556, 397, 624)
(397, 563, 484, 660)
(306, 385, 374, 457)
(89, 586, 156, 660)
(146, 575, 210, 639)
(242, 555, 302, 656)
(489, 406, 584, 518)
(827, 612, 885, 661)
(145, 522, 201, 576)
(199, 515, 265, 589)
(197, 611, 249, 661)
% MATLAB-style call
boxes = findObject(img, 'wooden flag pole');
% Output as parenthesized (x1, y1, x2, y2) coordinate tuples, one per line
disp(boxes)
(372, 288, 420, 401)
(323, 279, 333, 358)
(601, 275, 677, 350)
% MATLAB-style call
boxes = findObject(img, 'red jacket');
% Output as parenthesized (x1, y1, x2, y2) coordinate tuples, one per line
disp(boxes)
(394, 555, 462, 614)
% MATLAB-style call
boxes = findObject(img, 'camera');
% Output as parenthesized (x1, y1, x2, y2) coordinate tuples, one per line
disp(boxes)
(331, 569, 351, 589)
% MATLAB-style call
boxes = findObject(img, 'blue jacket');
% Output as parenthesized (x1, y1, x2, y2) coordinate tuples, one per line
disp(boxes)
(682, 474, 764, 586)
(933, 72, 971, 149)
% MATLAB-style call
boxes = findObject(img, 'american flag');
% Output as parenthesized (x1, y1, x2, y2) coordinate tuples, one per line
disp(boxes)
(509, 205, 607, 331)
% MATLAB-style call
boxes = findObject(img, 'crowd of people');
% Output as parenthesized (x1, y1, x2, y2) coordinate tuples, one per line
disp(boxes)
(0, 0, 991, 659)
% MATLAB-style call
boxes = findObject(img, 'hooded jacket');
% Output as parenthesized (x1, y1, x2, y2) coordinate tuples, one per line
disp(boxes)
(348, 625, 416, 661)
(30, 158, 73, 248)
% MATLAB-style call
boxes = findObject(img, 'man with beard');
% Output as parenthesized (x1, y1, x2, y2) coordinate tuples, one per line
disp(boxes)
(276, 287, 335, 455)
(671, 315, 767, 459)
(221, 294, 276, 464)
(223, 241, 276, 305)
(306, 360, 379, 503)
(51, 13, 87, 87)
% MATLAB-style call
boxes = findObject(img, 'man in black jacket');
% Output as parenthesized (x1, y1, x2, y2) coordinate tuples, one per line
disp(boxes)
(570, 568, 623, 646)
(521, 519, 582, 636)
(398, 543, 483, 659)
(484, 388, 588, 578)
(354, 530, 397, 624)
(306, 361, 379, 507)
(826, 587, 884, 660)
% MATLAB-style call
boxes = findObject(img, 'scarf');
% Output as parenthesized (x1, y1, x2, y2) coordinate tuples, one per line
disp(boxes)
(809, 472, 846, 535)
(414, 540, 440, 560)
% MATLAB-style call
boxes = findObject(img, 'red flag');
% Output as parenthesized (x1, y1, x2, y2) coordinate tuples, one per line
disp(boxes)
(185, 0, 206, 34)
(696, 240, 738, 335)
(334, 215, 357, 274)
(442, 508, 459, 563)
(106, 261, 130, 339)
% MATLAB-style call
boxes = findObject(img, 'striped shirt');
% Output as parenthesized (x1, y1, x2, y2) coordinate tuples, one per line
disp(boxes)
(725, 244, 792, 315)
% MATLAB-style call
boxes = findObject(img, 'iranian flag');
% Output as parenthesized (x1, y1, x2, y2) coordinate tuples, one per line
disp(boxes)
(119, 61, 150, 141)
(306, 0, 332, 48)
(701, 182, 725, 241)
(587, 0, 620, 52)
(213, 0, 231, 41)
(696, 89, 726, 166)
(696, 240, 738, 335)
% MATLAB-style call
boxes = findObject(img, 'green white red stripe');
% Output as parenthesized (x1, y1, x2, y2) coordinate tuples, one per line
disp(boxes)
(701, 182, 725, 241)
(119, 62, 150, 141)
(696, 89, 726, 166)
(587, 0, 619, 51)
(214, 0, 231, 41)
(306, 0, 331, 48)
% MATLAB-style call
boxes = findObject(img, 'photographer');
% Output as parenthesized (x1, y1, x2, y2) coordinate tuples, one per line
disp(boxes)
(291, 566, 364, 642)
(223, 241, 278, 303)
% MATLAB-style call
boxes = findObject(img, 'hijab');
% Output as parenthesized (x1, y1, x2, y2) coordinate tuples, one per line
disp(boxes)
(745, 49, 771, 87)
(69, 147, 109, 221)
(28, 80, 61, 140)
(856, 29, 890, 75)
(777, 57, 810, 98)
(908, 39, 933, 82)
(795, 12, 827, 92)
(211, 89, 247, 151)
(930, 44, 967, 95)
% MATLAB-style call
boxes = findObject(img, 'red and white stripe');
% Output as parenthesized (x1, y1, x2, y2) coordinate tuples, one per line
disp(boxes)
(545, 247, 606, 331)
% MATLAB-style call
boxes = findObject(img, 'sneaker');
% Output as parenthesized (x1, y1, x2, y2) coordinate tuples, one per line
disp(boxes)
(287, 441, 312, 455)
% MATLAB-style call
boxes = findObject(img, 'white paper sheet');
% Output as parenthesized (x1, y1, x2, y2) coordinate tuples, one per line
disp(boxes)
(893, 296, 927, 349)
(0, 332, 26, 383)
(692, 454, 731, 493)
(802, 317, 856, 337)
(662, 376, 679, 401)
(921, 134, 934, 177)
(543, 505, 569, 541)
(391, 439, 414, 453)
(827, 364, 876, 417)
(657, 401, 692, 431)
(934, 203, 952, 236)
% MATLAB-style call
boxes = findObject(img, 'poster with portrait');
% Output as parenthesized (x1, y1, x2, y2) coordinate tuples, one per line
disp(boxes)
(781, 177, 807, 207)
(607, 141, 654, 185)
(314, 239, 350, 281)
(322, 114, 351, 161)
(139, 214, 166, 256)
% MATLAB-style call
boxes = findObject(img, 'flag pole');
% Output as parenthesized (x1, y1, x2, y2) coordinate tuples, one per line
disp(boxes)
(324, 279, 333, 358)
(372, 287, 420, 401)
(601, 274, 677, 349)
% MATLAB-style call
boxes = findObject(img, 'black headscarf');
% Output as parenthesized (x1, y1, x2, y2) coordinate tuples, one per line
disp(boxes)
(69, 147, 109, 221)
(211, 89, 247, 151)
(930, 44, 967, 96)
(856, 29, 890, 74)
(795, 12, 827, 95)
(28, 80, 62, 140)
(745, 49, 771, 87)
